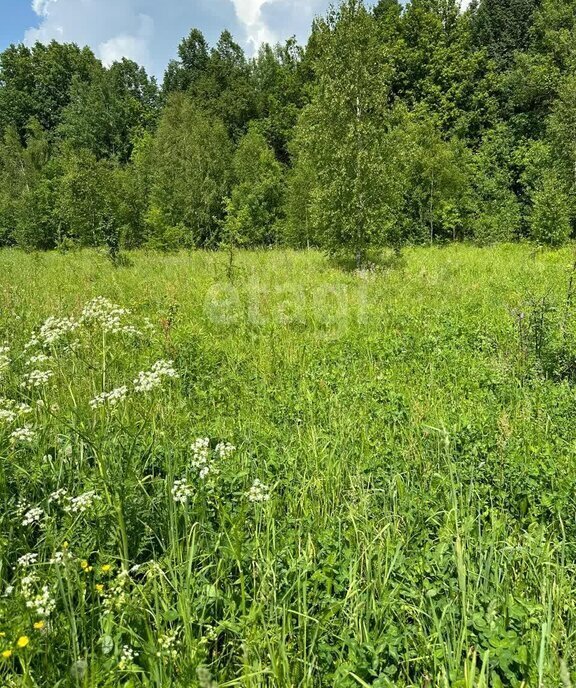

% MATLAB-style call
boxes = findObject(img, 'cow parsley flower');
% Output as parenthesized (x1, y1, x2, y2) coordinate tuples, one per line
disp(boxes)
(48, 488, 68, 504)
(215, 441, 236, 460)
(0, 346, 10, 374)
(247, 479, 271, 503)
(171, 478, 193, 504)
(26, 353, 50, 367)
(63, 491, 99, 514)
(10, 426, 36, 444)
(133, 360, 178, 393)
(0, 399, 32, 424)
(189, 438, 235, 479)
(36, 316, 78, 346)
(81, 297, 133, 334)
(21, 577, 55, 618)
(0, 408, 16, 424)
(118, 644, 138, 671)
(191, 437, 210, 466)
(17, 553, 38, 567)
(22, 507, 44, 527)
(89, 386, 129, 409)
(50, 549, 73, 565)
(21, 369, 53, 389)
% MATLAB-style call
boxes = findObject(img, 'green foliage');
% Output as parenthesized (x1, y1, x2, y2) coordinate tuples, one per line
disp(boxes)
(548, 73, 576, 193)
(284, 153, 317, 247)
(0, 246, 576, 685)
(164, 29, 258, 141)
(468, 126, 522, 244)
(399, 114, 470, 242)
(293, 0, 405, 263)
(116, 132, 155, 248)
(223, 126, 284, 247)
(2, 0, 576, 251)
(59, 60, 158, 162)
(398, 0, 498, 138)
(163, 28, 210, 94)
(472, 0, 541, 67)
(528, 171, 572, 246)
(56, 148, 121, 246)
(252, 39, 308, 162)
(145, 95, 232, 249)
(0, 41, 99, 139)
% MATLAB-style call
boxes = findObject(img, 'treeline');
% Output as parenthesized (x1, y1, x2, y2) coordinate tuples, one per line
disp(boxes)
(2, 0, 576, 260)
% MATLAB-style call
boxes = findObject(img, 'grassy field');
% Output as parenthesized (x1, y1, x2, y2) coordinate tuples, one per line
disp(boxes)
(1, 244, 576, 687)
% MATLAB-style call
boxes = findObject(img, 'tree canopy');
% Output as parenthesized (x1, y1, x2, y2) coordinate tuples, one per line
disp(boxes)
(2, 0, 576, 255)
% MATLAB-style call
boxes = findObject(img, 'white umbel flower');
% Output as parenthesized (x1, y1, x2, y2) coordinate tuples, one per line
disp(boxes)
(22, 507, 45, 527)
(63, 490, 99, 514)
(90, 386, 129, 409)
(133, 360, 178, 393)
(37, 316, 78, 346)
(0, 345, 10, 374)
(21, 369, 53, 389)
(171, 478, 193, 504)
(247, 479, 271, 503)
(17, 553, 38, 567)
(10, 425, 37, 444)
(80, 297, 139, 335)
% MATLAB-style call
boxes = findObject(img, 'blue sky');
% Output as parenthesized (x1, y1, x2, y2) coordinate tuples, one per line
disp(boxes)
(0, 0, 337, 77)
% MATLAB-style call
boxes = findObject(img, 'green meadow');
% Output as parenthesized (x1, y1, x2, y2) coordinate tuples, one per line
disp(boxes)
(1, 244, 576, 687)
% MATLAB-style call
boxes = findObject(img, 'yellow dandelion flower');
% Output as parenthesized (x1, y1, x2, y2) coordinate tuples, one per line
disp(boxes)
(101, 564, 112, 573)
(80, 560, 89, 569)
(17, 636, 30, 648)
(95, 584, 104, 593)
(33, 621, 45, 631)
(2, 649, 12, 659)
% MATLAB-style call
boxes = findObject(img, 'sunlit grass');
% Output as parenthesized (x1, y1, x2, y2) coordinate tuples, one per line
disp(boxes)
(0, 244, 575, 687)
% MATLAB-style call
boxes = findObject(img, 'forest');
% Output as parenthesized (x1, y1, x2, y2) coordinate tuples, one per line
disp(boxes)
(1, 0, 576, 261)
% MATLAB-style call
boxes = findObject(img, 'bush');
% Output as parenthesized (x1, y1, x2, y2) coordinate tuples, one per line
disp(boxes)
(528, 172, 572, 246)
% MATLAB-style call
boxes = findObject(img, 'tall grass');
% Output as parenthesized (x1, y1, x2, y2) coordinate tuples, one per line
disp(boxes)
(0, 244, 575, 687)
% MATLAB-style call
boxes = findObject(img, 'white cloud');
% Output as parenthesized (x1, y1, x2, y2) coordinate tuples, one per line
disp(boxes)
(98, 14, 154, 67)
(31, 0, 57, 17)
(230, 0, 279, 50)
(22, 0, 333, 76)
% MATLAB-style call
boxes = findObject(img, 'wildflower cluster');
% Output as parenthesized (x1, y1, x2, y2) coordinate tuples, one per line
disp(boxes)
(50, 547, 73, 565)
(21, 369, 54, 389)
(89, 386, 129, 409)
(48, 488, 68, 504)
(0, 398, 32, 425)
(32, 316, 78, 347)
(17, 553, 38, 568)
(118, 644, 138, 671)
(21, 575, 56, 617)
(171, 478, 193, 504)
(63, 490, 100, 515)
(101, 570, 131, 614)
(10, 425, 37, 444)
(21, 507, 44, 527)
(133, 360, 178, 393)
(190, 437, 236, 479)
(80, 297, 140, 335)
(26, 353, 51, 366)
(247, 479, 271, 503)
(0, 345, 10, 375)
(157, 629, 180, 662)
